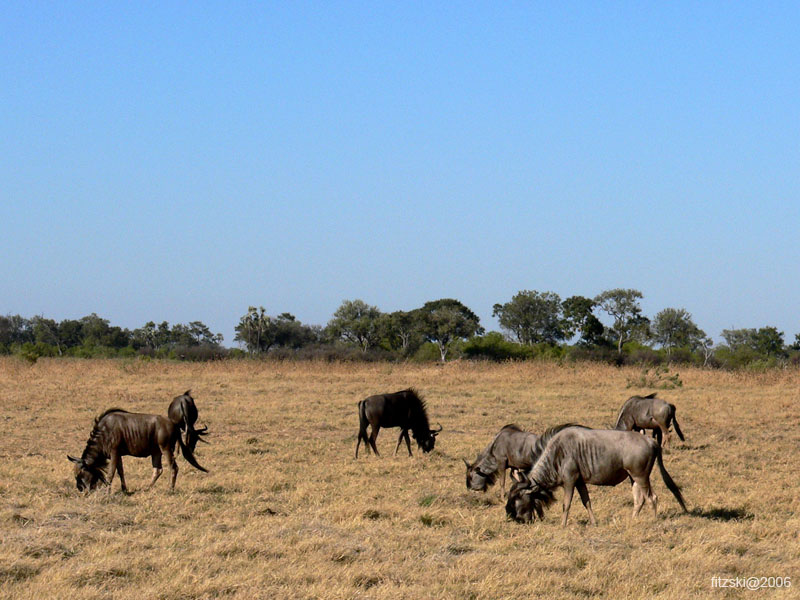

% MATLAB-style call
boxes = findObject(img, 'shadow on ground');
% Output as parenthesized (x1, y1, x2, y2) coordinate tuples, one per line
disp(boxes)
(691, 507, 754, 521)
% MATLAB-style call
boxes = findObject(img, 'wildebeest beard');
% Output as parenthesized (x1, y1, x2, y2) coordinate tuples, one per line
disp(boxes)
(505, 479, 556, 522)
(68, 408, 120, 491)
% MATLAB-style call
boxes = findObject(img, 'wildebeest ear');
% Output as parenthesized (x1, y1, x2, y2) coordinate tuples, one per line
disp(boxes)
(67, 455, 82, 464)
(184, 389, 192, 396)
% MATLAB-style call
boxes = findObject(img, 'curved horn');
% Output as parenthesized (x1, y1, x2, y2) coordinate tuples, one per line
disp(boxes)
(67, 455, 82, 465)
(462, 458, 471, 468)
(432, 423, 443, 435)
(510, 469, 528, 484)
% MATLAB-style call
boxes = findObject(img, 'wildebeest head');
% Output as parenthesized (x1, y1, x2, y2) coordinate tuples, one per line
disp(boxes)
(187, 424, 209, 451)
(463, 458, 496, 491)
(415, 423, 442, 453)
(67, 455, 106, 492)
(505, 471, 554, 523)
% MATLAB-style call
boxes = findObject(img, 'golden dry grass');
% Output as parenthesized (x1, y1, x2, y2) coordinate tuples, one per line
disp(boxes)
(0, 357, 798, 599)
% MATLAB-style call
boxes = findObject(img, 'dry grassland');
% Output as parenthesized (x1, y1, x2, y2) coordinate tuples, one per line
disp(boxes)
(0, 357, 798, 599)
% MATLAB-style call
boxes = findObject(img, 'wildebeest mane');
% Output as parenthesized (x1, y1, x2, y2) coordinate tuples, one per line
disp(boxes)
(528, 423, 586, 466)
(506, 482, 556, 521)
(79, 408, 129, 481)
(475, 424, 525, 482)
(403, 388, 431, 438)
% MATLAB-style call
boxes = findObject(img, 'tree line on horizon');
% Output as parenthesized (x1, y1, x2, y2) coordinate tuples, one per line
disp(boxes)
(2, 288, 798, 369)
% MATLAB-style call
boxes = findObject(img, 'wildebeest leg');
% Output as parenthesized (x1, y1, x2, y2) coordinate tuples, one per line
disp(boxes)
(393, 430, 405, 456)
(631, 479, 648, 517)
(576, 480, 597, 526)
(653, 428, 664, 448)
(660, 425, 670, 449)
(647, 485, 658, 517)
(500, 468, 506, 498)
(561, 481, 575, 527)
(403, 430, 412, 456)
(368, 426, 381, 456)
(355, 431, 365, 458)
(165, 446, 178, 491)
(148, 451, 164, 489)
(106, 450, 119, 495)
(116, 457, 128, 494)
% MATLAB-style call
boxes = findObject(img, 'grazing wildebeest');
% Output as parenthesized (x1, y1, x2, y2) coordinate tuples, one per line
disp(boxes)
(615, 393, 685, 448)
(464, 424, 541, 496)
(505, 426, 688, 526)
(167, 390, 208, 452)
(355, 389, 442, 458)
(67, 408, 208, 494)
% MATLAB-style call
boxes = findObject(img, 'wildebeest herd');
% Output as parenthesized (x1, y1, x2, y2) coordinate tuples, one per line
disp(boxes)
(68, 387, 688, 526)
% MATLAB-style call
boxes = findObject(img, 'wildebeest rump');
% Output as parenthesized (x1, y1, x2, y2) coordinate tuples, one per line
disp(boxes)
(67, 408, 208, 493)
(506, 426, 688, 526)
(167, 390, 208, 452)
(615, 393, 685, 448)
(355, 389, 442, 458)
(464, 424, 541, 496)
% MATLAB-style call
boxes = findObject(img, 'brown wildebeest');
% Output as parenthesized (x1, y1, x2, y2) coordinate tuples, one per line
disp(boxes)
(167, 390, 208, 452)
(506, 426, 688, 526)
(355, 389, 442, 458)
(67, 408, 208, 494)
(614, 393, 685, 448)
(464, 424, 541, 497)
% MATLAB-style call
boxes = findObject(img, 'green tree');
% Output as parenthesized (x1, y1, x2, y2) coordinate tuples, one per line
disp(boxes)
(721, 327, 785, 357)
(0, 315, 33, 350)
(416, 299, 483, 361)
(379, 310, 422, 354)
(594, 289, 649, 354)
(273, 313, 320, 349)
(57, 319, 84, 349)
(171, 321, 223, 347)
(752, 327, 785, 357)
(561, 296, 605, 345)
(326, 300, 383, 352)
(234, 306, 275, 353)
(651, 308, 706, 358)
(32, 316, 62, 354)
(78, 314, 130, 349)
(492, 290, 566, 345)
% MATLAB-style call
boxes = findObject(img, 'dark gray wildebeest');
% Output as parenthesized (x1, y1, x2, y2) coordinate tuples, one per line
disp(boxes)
(67, 408, 208, 494)
(505, 425, 688, 526)
(464, 424, 541, 497)
(614, 392, 684, 448)
(167, 390, 208, 452)
(355, 389, 442, 458)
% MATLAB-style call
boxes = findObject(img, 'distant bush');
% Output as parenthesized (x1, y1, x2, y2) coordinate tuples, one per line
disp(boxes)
(462, 333, 532, 361)
(563, 344, 617, 364)
(626, 365, 683, 389)
(174, 345, 229, 361)
(412, 342, 449, 362)
(528, 342, 566, 361)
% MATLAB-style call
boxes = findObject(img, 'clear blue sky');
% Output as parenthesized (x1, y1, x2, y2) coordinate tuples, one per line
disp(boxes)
(2, 2, 798, 346)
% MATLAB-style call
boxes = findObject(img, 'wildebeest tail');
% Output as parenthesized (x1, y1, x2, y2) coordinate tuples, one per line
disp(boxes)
(177, 434, 208, 473)
(655, 446, 687, 512)
(669, 403, 685, 441)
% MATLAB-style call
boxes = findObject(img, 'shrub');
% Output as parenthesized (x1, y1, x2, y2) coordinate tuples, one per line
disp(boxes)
(626, 366, 683, 389)
(462, 333, 532, 361)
